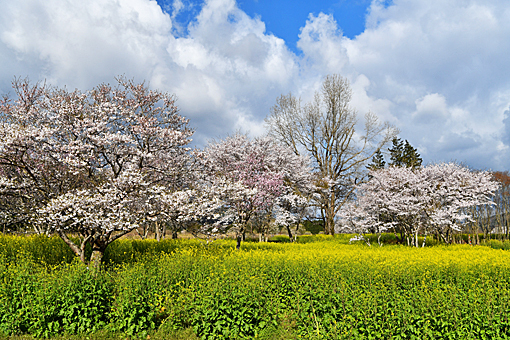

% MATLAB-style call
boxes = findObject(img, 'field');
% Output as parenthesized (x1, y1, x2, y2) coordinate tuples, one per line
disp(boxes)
(1, 234, 510, 339)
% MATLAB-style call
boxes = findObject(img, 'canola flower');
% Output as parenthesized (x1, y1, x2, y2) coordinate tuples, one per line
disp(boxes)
(1, 235, 510, 339)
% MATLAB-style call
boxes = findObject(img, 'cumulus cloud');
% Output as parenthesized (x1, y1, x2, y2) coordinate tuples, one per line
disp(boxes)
(1, 0, 510, 170)
(297, 13, 349, 75)
(0, 0, 173, 88)
(412, 93, 449, 123)
(291, 0, 510, 169)
(0, 0, 300, 147)
(163, 0, 299, 145)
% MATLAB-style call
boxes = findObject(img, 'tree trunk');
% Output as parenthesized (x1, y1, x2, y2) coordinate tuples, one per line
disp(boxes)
(155, 221, 161, 241)
(236, 224, 245, 250)
(294, 220, 302, 242)
(156, 221, 167, 241)
(136, 225, 150, 240)
(286, 225, 294, 242)
(324, 203, 336, 235)
(80, 240, 88, 264)
(89, 248, 104, 271)
(260, 227, 267, 242)
(320, 213, 327, 234)
(58, 230, 92, 264)
(236, 233, 242, 250)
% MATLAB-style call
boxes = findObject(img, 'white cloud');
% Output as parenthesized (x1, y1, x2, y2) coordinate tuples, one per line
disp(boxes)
(292, 0, 510, 169)
(162, 0, 300, 144)
(297, 13, 349, 74)
(2, 0, 510, 170)
(350, 74, 395, 125)
(412, 93, 449, 123)
(0, 0, 173, 88)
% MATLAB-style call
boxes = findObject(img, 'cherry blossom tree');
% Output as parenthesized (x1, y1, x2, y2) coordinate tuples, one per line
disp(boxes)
(273, 193, 311, 242)
(422, 163, 499, 244)
(0, 77, 193, 267)
(184, 177, 259, 241)
(340, 163, 499, 246)
(198, 134, 312, 249)
(0, 78, 76, 234)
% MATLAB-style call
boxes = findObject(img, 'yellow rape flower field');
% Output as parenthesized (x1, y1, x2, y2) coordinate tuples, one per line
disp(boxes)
(1, 234, 510, 339)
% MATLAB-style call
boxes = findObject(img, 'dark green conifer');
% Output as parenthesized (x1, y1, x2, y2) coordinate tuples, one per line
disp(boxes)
(388, 137, 404, 167)
(367, 149, 386, 171)
(402, 140, 422, 169)
(388, 137, 422, 169)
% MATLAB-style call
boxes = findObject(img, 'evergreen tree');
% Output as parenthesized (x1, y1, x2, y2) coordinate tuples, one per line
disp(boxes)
(402, 140, 422, 169)
(367, 149, 386, 171)
(388, 137, 422, 169)
(388, 137, 404, 167)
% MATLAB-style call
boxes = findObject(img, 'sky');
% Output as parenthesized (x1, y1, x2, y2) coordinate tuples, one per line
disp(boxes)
(1, 0, 510, 171)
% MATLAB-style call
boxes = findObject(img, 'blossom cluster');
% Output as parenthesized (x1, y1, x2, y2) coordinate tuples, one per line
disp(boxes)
(339, 163, 500, 246)
(187, 134, 312, 244)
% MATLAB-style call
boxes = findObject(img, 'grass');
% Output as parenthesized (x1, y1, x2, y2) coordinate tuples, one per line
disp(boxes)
(1, 234, 510, 339)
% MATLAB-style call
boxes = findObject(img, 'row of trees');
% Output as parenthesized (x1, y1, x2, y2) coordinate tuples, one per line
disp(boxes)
(470, 171, 510, 240)
(351, 138, 510, 246)
(340, 163, 499, 247)
(0, 74, 504, 266)
(368, 137, 422, 171)
(0, 77, 317, 267)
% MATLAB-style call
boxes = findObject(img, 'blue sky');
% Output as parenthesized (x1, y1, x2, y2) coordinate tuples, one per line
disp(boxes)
(235, 0, 371, 48)
(1, 0, 510, 171)
(156, 0, 371, 51)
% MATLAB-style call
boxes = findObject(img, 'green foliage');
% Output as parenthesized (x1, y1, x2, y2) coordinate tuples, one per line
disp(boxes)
(0, 234, 76, 266)
(109, 263, 160, 336)
(190, 278, 271, 339)
(301, 220, 324, 235)
(269, 235, 291, 243)
(482, 239, 510, 250)
(389, 137, 405, 167)
(0, 257, 111, 338)
(367, 149, 386, 171)
(1, 235, 510, 339)
(31, 262, 111, 337)
(388, 137, 422, 169)
(402, 140, 422, 169)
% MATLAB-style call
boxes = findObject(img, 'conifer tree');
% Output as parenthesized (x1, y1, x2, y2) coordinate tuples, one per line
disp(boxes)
(388, 137, 422, 169)
(367, 149, 386, 171)
(388, 137, 405, 167)
(402, 140, 422, 169)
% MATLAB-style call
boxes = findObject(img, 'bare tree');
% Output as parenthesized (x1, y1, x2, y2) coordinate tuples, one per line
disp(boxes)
(265, 74, 397, 235)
